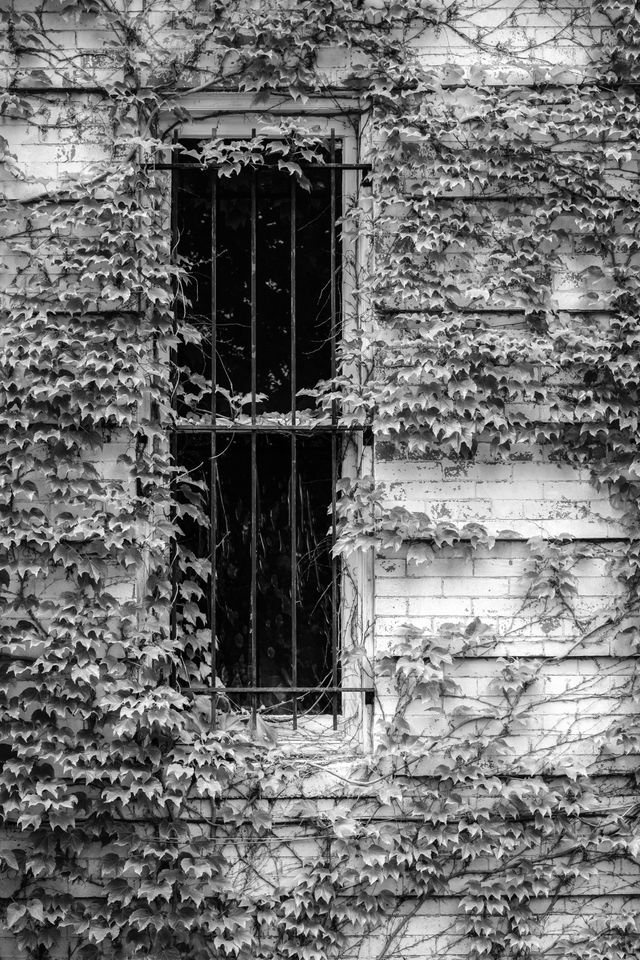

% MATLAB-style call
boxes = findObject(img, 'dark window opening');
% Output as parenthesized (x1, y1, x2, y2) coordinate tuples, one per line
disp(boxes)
(172, 138, 345, 727)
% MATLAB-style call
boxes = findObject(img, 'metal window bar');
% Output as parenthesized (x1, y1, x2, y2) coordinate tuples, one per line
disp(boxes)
(154, 162, 371, 171)
(210, 170, 218, 725)
(169, 138, 179, 664)
(330, 129, 339, 730)
(250, 147, 258, 727)
(290, 176, 298, 730)
(172, 139, 371, 730)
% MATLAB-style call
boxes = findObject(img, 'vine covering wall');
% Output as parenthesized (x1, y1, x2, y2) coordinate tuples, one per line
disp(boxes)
(1, 0, 640, 958)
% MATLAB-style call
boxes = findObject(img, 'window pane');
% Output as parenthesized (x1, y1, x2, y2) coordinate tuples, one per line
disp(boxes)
(296, 168, 335, 412)
(255, 168, 292, 413)
(176, 150, 340, 419)
(173, 141, 343, 718)
(174, 432, 336, 712)
(216, 173, 253, 414)
(175, 166, 212, 419)
(295, 434, 337, 713)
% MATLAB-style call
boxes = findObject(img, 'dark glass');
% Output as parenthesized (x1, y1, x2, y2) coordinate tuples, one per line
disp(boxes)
(173, 432, 335, 712)
(216, 172, 252, 416)
(177, 145, 339, 417)
(255, 167, 291, 412)
(296, 168, 335, 411)
(295, 435, 336, 713)
(174, 141, 341, 715)
(175, 166, 213, 419)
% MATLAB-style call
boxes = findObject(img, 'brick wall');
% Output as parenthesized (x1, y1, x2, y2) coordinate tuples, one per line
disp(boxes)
(0, 1, 635, 957)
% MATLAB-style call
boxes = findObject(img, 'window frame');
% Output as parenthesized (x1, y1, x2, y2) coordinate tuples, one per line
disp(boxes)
(167, 107, 375, 745)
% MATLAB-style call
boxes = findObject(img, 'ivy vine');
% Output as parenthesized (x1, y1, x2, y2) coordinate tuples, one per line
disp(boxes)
(1, 0, 640, 958)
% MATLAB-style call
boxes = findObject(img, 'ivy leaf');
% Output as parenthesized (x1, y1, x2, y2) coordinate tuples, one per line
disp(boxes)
(27, 900, 44, 923)
(6, 904, 26, 928)
(1, 849, 20, 871)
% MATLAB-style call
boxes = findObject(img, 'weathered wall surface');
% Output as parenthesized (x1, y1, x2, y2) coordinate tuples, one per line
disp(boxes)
(1, 1, 639, 959)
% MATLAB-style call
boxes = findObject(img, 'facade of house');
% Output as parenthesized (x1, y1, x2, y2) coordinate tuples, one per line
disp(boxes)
(1, 1, 639, 958)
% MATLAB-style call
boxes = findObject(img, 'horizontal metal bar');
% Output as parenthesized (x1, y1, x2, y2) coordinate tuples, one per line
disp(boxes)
(186, 686, 371, 694)
(172, 422, 368, 433)
(151, 162, 371, 171)
(174, 108, 366, 117)
(40, 306, 620, 318)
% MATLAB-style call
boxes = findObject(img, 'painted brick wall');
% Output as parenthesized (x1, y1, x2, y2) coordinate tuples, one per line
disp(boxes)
(0, 1, 634, 958)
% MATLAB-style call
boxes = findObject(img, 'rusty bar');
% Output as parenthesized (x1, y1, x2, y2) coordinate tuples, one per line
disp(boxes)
(169, 138, 178, 654)
(330, 129, 338, 731)
(186, 686, 368, 694)
(251, 149, 258, 425)
(166, 108, 367, 117)
(150, 162, 371, 171)
(290, 176, 298, 730)
(210, 171, 218, 727)
(250, 144, 258, 726)
(173, 422, 365, 433)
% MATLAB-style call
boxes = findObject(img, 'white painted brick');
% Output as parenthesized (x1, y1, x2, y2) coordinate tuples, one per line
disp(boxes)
(377, 577, 444, 597)
(376, 597, 409, 617)
(2, 7, 634, 958)
(406, 596, 474, 617)
(408, 556, 472, 577)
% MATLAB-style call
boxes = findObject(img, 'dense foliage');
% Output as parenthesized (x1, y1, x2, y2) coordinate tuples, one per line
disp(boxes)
(1, 0, 639, 958)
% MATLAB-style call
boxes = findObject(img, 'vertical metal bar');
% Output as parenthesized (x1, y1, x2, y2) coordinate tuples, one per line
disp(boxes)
(330, 130, 338, 730)
(210, 172, 218, 727)
(169, 138, 178, 658)
(250, 143, 258, 726)
(290, 178, 298, 730)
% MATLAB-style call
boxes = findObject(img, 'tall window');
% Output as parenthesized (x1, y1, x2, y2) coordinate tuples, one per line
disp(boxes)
(172, 136, 348, 728)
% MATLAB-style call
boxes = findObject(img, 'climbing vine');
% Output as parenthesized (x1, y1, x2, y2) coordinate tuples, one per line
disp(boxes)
(1, 0, 640, 958)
